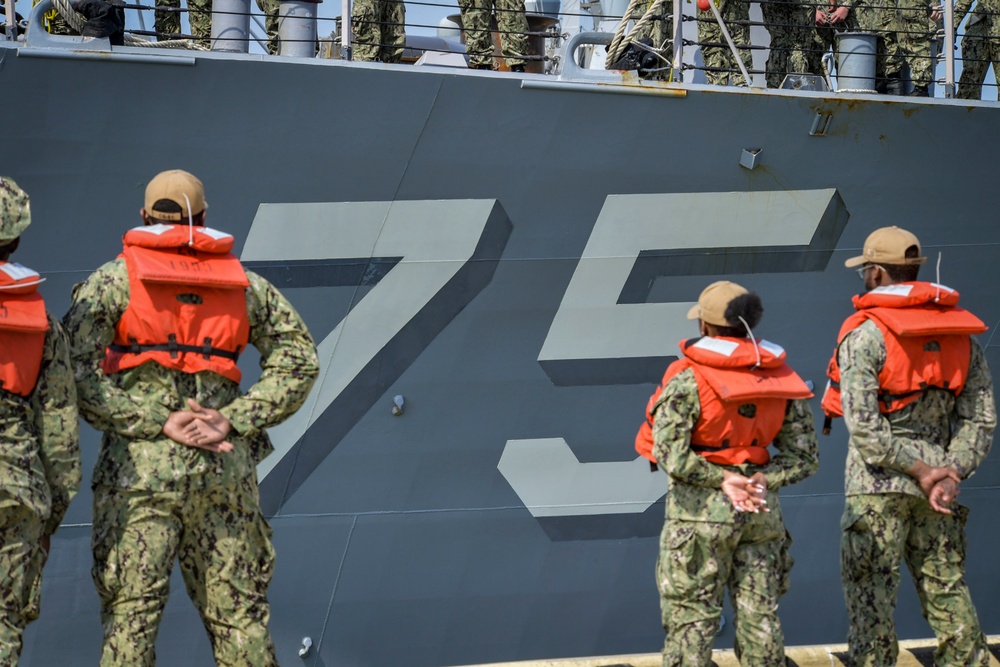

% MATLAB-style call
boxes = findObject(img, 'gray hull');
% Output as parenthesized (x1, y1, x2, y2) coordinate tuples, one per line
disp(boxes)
(4, 39, 999, 666)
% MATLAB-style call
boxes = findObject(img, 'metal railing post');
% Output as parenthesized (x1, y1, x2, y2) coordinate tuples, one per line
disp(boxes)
(944, 0, 955, 97)
(341, 0, 351, 59)
(672, 0, 681, 78)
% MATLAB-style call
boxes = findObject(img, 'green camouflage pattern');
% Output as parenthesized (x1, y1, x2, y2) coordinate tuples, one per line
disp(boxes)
(0, 503, 46, 665)
(64, 253, 317, 665)
(841, 494, 989, 667)
(63, 258, 320, 492)
(153, 0, 277, 51)
(352, 0, 406, 63)
(698, 0, 753, 85)
(837, 320, 995, 497)
(457, 0, 530, 68)
(92, 476, 277, 667)
(836, 318, 995, 666)
(890, 0, 936, 86)
(0, 178, 30, 243)
(0, 312, 80, 664)
(651, 364, 818, 665)
(761, 0, 816, 88)
(953, 3, 998, 100)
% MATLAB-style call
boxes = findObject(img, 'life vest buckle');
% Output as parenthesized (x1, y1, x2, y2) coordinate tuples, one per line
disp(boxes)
(202, 337, 213, 360)
(167, 334, 180, 359)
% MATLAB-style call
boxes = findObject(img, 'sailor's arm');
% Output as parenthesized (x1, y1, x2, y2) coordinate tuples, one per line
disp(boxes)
(217, 271, 320, 436)
(651, 368, 725, 489)
(32, 314, 82, 536)
(62, 260, 171, 438)
(754, 398, 819, 489)
(946, 340, 995, 478)
(839, 323, 921, 473)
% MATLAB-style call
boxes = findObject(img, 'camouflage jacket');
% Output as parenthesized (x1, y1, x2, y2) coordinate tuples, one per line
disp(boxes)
(652, 367, 819, 523)
(63, 258, 320, 492)
(837, 319, 995, 497)
(0, 313, 81, 535)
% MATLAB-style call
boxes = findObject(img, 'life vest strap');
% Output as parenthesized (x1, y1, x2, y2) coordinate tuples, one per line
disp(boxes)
(691, 439, 758, 453)
(109, 337, 241, 362)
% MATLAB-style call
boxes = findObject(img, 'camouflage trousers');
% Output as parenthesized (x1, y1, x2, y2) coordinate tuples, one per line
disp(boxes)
(92, 477, 277, 667)
(888, 0, 936, 85)
(657, 512, 791, 666)
(351, 0, 406, 63)
(457, 0, 530, 68)
(957, 15, 998, 99)
(155, 0, 279, 52)
(0, 503, 45, 666)
(697, 0, 753, 85)
(761, 0, 819, 87)
(841, 494, 989, 667)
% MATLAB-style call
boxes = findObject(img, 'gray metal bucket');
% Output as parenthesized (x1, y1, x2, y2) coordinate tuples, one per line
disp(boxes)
(836, 32, 877, 92)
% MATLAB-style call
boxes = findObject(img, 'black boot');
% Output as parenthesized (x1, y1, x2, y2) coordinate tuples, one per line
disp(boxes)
(510, 64, 525, 73)
(885, 73, 906, 96)
(908, 84, 929, 97)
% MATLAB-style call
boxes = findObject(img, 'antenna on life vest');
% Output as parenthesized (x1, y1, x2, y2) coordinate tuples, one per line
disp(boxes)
(738, 315, 761, 369)
(182, 193, 194, 247)
(934, 252, 942, 302)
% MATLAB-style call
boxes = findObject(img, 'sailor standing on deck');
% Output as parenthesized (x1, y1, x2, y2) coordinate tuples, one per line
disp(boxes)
(63, 169, 319, 666)
(458, 0, 531, 71)
(636, 281, 818, 666)
(823, 226, 994, 667)
(0, 177, 81, 665)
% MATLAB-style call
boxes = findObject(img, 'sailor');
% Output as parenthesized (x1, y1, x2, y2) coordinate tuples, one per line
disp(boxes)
(823, 226, 994, 666)
(0, 177, 81, 665)
(63, 169, 319, 666)
(351, 0, 406, 63)
(637, 281, 818, 666)
(953, 0, 998, 99)
(760, 0, 816, 88)
(696, 0, 753, 85)
(457, 0, 531, 71)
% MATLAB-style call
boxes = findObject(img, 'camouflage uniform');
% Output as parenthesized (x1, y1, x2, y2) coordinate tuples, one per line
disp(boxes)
(458, 0, 530, 69)
(812, 0, 897, 88)
(889, 0, 937, 88)
(954, 0, 999, 99)
(698, 0, 753, 85)
(762, 0, 819, 87)
(837, 320, 994, 667)
(652, 367, 818, 667)
(0, 179, 82, 665)
(63, 259, 319, 667)
(352, 0, 406, 62)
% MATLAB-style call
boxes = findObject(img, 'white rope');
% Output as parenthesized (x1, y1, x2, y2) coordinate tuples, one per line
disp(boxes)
(605, 0, 670, 68)
(182, 192, 194, 246)
(737, 315, 761, 368)
(935, 251, 942, 302)
(50, 0, 208, 49)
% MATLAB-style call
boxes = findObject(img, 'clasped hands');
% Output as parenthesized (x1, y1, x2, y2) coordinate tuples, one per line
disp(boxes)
(161, 398, 234, 454)
(911, 461, 961, 515)
(721, 471, 769, 513)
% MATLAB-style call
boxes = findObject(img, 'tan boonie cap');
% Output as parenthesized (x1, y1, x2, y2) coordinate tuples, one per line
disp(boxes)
(144, 169, 207, 222)
(686, 280, 749, 327)
(844, 226, 927, 268)
(0, 177, 31, 242)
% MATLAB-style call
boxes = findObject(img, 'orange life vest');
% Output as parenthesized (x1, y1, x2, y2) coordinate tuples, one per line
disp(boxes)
(635, 336, 813, 467)
(101, 223, 251, 383)
(0, 262, 49, 397)
(820, 282, 987, 433)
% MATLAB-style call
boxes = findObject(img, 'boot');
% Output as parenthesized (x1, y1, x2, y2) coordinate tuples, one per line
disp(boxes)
(908, 84, 929, 97)
(510, 64, 526, 73)
(884, 73, 906, 96)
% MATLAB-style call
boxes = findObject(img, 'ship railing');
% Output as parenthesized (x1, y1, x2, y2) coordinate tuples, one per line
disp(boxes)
(600, 0, 1000, 99)
(8, 0, 1000, 100)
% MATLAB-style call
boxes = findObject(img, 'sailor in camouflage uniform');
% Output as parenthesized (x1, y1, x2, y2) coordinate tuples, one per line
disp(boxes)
(638, 281, 819, 666)
(698, 0, 754, 85)
(0, 177, 81, 665)
(63, 170, 319, 667)
(458, 0, 530, 71)
(351, 0, 406, 62)
(953, 0, 998, 99)
(824, 226, 994, 667)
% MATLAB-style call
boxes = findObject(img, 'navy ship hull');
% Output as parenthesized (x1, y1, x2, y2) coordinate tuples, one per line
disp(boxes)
(4, 40, 999, 666)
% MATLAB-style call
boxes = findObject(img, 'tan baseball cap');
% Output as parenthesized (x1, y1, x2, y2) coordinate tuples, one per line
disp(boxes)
(0, 177, 30, 242)
(686, 280, 748, 327)
(144, 169, 207, 222)
(844, 226, 927, 268)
